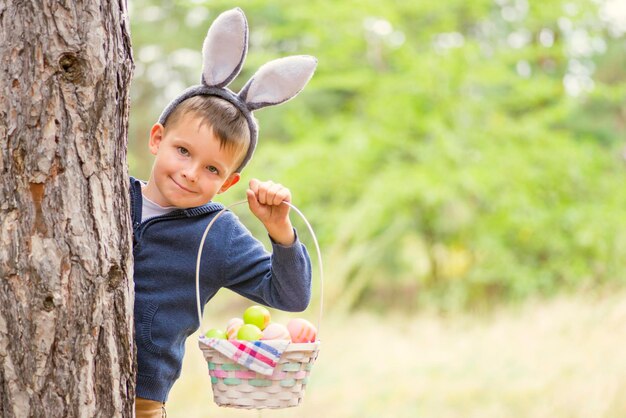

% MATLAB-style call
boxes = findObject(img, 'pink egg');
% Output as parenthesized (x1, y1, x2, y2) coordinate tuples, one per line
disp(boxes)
(261, 323, 290, 340)
(226, 317, 244, 340)
(287, 318, 317, 343)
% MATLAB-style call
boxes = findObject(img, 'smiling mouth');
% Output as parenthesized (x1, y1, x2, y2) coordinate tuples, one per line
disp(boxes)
(171, 177, 196, 193)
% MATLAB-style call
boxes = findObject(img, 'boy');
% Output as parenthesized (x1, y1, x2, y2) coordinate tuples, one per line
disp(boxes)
(130, 8, 317, 417)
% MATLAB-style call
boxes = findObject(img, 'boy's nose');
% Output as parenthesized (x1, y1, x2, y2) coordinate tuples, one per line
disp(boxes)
(181, 165, 199, 182)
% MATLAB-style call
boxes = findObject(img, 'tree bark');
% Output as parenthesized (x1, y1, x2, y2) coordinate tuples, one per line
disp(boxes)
(0, 1, 135, 417)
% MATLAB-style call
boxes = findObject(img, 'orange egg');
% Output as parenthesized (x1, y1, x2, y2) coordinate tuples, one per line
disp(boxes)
(287, 318, 317, 343)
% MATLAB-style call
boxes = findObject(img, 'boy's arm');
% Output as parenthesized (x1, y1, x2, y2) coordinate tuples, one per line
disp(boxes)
(215, 179, 312, 312)
(217, 216, 312, 312)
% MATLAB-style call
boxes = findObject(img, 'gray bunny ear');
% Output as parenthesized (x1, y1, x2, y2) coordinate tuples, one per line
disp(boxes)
(239, 55, 317, 111)
(202, 8, 248, 88)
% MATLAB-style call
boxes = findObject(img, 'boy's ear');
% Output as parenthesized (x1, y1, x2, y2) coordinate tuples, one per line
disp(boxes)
(149, 123, 165, 155)
(218, 172, 241, 194)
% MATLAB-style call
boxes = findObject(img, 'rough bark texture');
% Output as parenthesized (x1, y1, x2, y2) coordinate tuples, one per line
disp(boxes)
(0, 1, 135, 417)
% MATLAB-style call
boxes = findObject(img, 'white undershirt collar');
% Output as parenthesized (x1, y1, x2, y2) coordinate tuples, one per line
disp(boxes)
(140, 184, 177, 222)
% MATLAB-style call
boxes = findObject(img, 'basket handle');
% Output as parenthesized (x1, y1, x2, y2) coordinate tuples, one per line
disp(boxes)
(195, 200, 324, 337)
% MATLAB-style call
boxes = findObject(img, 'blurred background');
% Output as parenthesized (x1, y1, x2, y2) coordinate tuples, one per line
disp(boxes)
(127, 0, 626, 416)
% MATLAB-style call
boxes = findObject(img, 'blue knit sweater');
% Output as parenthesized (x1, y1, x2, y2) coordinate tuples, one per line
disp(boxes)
(129, 177, 312, 402)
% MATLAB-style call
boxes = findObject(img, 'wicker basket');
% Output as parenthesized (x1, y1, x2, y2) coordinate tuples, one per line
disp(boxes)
(194, 200, 323, 409)
(199, 341, 320, 408)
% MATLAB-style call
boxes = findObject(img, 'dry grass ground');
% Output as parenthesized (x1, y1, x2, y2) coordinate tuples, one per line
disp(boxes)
(167, 288, 626, 417)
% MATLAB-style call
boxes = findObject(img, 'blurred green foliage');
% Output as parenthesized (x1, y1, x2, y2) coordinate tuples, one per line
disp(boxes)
(127, 0, 626, 312)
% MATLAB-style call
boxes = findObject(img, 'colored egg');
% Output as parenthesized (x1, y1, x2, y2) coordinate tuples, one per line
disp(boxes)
(261, 323, 290, 340)
(243, 305, 271, 330)
(204, 328, 227, 339)
(237, 324, 263, 341)
(287, 318, 317, 343)
(226, 317, 244, 340)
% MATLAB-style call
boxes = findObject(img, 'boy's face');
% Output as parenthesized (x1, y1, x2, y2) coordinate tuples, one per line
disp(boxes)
(143, 115, 242, 208)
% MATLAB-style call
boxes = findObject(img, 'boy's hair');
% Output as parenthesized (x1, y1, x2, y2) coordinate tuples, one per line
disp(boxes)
(162, 95, 252, 170)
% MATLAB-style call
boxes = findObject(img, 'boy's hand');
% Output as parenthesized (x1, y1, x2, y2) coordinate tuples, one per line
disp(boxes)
(247, 179, 295, 246)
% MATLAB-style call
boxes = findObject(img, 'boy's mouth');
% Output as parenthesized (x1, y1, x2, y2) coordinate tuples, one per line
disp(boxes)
(171, 177, 196, 194)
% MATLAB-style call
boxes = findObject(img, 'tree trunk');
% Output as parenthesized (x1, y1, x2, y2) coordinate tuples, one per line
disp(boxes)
(0, 1, 135, 417)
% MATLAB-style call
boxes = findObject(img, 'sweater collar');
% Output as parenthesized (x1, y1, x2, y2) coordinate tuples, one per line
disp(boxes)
(129, 177, 225, 223)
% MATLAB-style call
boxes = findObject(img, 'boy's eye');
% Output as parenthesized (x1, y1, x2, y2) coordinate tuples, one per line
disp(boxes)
(207, 166, 219, 174)
(177, 147, 189, 156)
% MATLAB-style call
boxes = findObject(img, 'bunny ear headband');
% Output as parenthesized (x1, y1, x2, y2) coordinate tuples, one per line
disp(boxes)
(158, 8, 317, 173)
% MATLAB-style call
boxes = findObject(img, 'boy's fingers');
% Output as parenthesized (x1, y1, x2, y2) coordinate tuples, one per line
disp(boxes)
(246, 189, 259, 210)
(268, 183, 283, 205)
(249, 179, 291, 206)
(248, 178, 260, 194)
(277, 188, 291, 205)
(257, 182, 271, 205)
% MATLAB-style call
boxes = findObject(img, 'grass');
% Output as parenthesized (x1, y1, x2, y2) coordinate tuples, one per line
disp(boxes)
(167, 288, 626, 417)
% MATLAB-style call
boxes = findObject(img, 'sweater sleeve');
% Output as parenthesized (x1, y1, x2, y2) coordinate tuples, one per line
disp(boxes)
(218, 213, 312, 312)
